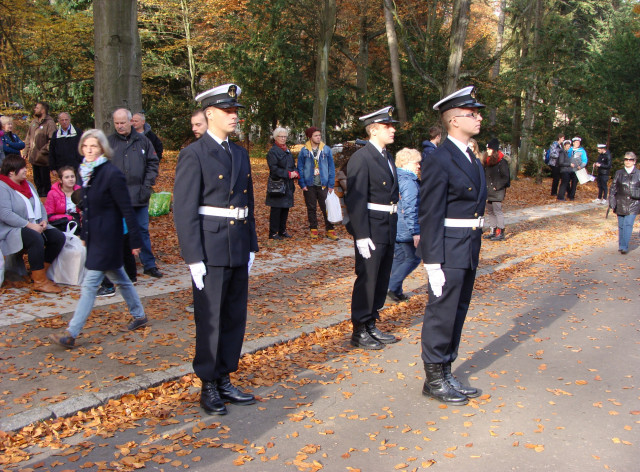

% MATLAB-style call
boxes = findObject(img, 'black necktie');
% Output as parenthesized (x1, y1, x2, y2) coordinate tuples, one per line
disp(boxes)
(466, 147, 476, 164)
(221, 141, 232, 159)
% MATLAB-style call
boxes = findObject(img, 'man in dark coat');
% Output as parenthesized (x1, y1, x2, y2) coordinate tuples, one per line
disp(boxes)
(594, 143, 612, 203)
(24, 101, 57, 196)
(419, 86, 487, 405)
(345, 106, 400, 350)
(421, 125, 442, 160)
(108, 108, 162, 279)
(173, 83, 259, 416)
(132, 112, 163, 162)
(49, 112, 83, 177)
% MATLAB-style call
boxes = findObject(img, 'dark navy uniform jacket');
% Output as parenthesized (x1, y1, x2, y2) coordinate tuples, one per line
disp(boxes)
(345, 142, 399, 245)
(173, 133, 258, 268)
(418, 138, 487, 270)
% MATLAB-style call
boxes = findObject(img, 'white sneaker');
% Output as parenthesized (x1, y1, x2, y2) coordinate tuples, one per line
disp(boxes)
(593, 199, 601, 204)
(601, 199, 608, 205)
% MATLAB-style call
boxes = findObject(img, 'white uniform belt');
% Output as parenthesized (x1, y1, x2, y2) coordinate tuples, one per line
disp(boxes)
(444, 217, 484, 228)
(198, 206, 248, 219)
(367, 202, 398, 214)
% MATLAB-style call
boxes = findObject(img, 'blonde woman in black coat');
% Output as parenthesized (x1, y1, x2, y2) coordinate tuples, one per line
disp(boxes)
(50, 129, 148, 349)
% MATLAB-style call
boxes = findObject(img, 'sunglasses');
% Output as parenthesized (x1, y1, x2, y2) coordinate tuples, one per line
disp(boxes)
(624, 158, 636, 161)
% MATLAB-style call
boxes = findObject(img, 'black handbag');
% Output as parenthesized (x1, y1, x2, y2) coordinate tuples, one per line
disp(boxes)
(267, 177, 286, 196)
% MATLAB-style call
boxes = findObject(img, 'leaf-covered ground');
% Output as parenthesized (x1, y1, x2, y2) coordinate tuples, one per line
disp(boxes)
(2, 151, 635, 470)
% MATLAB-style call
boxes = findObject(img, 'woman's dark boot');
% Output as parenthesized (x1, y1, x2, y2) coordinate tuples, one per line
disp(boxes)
(422, 363, 468, 405)
(490, 228, 505, 241)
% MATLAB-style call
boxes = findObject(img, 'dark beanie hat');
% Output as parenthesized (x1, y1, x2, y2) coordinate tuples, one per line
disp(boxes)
(305, 126, 320, 139)
(487, 138, 500, 151)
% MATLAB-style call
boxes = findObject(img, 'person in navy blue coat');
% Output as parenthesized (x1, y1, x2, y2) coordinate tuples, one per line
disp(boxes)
(50, 129, 147, 349)
(173, 84, 259, 416)
(345, 106, 400, 350)
(418, 86, 487, 405)
(420, 125, 442, 160)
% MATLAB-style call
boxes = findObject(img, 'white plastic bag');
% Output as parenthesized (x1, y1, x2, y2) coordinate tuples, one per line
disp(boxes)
(47, 221, 86, 285)
(326, 190, 343, 224)
(575, 168, 595, 185)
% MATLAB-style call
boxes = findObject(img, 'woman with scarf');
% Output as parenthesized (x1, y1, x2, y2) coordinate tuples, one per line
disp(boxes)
(50, 129, 148, 349)
(609, 152, 640, 255)
(265, 127, 298, 239)
(482, 138, 510, 241)
(0, 155, 65, 292)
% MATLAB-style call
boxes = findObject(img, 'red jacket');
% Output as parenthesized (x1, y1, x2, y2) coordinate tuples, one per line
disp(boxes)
(45, 181, 81, 222)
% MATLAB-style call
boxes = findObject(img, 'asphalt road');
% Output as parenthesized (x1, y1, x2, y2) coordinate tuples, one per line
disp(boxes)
(6, 224, 638, 471)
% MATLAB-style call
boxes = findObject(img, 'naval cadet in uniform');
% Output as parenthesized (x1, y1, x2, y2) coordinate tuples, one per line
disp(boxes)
(419, 86, 487, 405)
(345, 106, 400, 350)
(173, 84, 259, 415)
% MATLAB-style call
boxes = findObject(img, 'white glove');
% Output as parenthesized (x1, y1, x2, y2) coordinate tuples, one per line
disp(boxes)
(248, 252, 255, 274)
(424, 263, 445, 298)
(189, 262, 207, 290)
(356, 238, 376, 259)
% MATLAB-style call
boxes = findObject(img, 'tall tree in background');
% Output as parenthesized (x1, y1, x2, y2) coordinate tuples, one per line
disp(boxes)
(93, 0, 142, 133)
(444, 0, 471, 95)
(382, 0, 407, 123)
(312, 0, 337, 139)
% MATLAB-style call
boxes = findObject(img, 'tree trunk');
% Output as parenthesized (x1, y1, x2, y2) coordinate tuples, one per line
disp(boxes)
(383, 0, 407, 123)
(180, 0, 197, 100)
(93, 0, 142, 133)
(510, 95, 522, 179)
(444, 0, 471, 95)
(356, 13, 369, 99)
(520, 0, 543, 182)
(312, 0, 337, 141)
(489, 0, 506, 126)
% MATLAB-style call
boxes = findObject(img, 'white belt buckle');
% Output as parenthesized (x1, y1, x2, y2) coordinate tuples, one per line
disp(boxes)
(235, 207, 247, 220)
(477, 216, 484, 228)
(390, 203, 398, 214)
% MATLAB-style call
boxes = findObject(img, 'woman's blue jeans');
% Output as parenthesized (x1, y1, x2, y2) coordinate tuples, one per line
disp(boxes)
(67, 266, 145, 338)
(388, 242, 421, 295)
(617, 214, 637, 252)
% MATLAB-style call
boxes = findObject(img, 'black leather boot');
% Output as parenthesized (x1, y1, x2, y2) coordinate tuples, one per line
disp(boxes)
(422, 363, 468, 405)
(365, 320, 399, 344)
(351, 322, 383, 350)
(200, 381, 227, 415)
(217, 375, 256, 405)
(443, 363, 480, 398)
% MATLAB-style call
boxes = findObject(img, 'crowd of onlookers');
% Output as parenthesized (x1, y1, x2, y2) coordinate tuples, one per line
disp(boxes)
(1, 104, 639, 304)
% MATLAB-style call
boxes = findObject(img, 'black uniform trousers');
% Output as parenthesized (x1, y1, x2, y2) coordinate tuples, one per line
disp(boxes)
(597, 174, 609, 199)
(557, 172, 571, 200)
(568, 172, 578, 200)
(421, 266, 477, 364)
(193, 265, 249, 382)
(351, 241, 394, 324)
